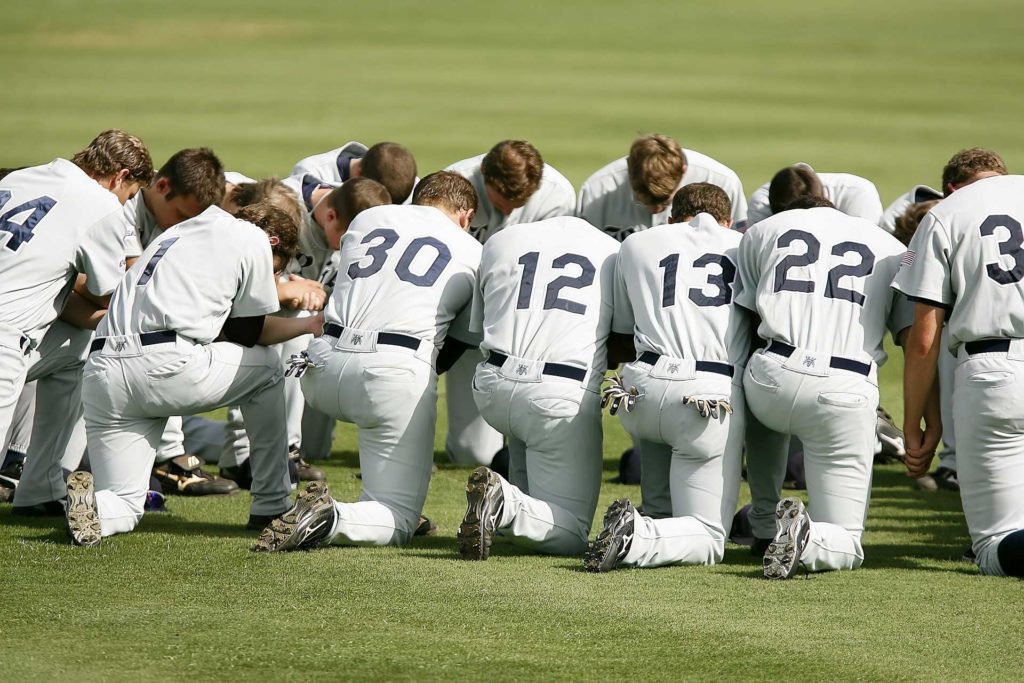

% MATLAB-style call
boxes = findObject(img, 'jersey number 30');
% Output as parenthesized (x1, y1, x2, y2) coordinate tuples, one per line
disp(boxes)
(0, 191, 57, 253)
(348, 228, 451, 287)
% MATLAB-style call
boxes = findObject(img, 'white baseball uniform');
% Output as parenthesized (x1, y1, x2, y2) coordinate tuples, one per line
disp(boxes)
(611, 213, 750, 566)
(221, 172, 341, 470)
(892, 174, 1024, 575)
(879, 184, 944, 235)
(290, 143, 417, 204)
(0, 160, 126, 506)
(82, 206, 291, 535)
(469, 216, 618, 555)
(737, 206, 912, 572)
(577, 150, 748, 241)
(300, 204, 482, 546)
(746, 168, 884, 228)
(443, 154, 578, 467)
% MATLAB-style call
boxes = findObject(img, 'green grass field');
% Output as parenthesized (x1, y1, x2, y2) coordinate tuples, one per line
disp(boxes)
(3, 1, 1024, 680)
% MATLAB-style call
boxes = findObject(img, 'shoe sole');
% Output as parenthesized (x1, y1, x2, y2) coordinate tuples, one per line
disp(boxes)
(457, 467, 497, 561)
(583, 499, 632, 573)
(251, 482, 332, 553)
(66, 471, 101, 548)
(763, 498, 809, 580)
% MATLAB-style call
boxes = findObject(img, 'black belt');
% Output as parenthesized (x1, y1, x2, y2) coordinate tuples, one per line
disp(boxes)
(486, 351, 587, 382)
(637, 351, 733, 378)
(323, 323, 421, 351)
(964, 339, 1012, 355)
(766, 341, 871, 377)
(89, 330, 177, 354)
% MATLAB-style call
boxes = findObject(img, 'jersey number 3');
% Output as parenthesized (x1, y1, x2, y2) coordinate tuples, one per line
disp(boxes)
(980, 215, 1024, 284)
(0, 191, 57, 253)
(772, 230, 875, 306)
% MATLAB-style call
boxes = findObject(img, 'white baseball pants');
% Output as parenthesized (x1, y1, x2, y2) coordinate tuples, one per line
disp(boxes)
(445, 351, 503, 466)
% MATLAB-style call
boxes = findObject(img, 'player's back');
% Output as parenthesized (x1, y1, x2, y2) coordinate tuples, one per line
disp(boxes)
(747, 171, 883, 228)
(615, 213, 749, 367)
(102, 206, 279, 344)
(913, 174, 1024, 347)
(445, 154, 576, 243)
(737, 206, 907, 365)
(476, 216, 619, 375)
(0, 159, 122, 338)
(290, 141, 369, 181)
(327, 204, 482, 347)
(280, 172, 339, 278)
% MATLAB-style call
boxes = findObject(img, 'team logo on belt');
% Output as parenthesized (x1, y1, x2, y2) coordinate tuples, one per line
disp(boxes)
(803, 356, 816, 368)
(517, 364, 528, 376)
(114, 340, 128, 352)
(667, 363, 680, 374)
(351, 334, 363, 345)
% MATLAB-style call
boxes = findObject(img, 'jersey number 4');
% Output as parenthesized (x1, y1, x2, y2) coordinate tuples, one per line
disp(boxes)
(772, 230, 875, 306)
(516, 252, 596, 315)
(348, 228, 451, 287)
(0, 191, 57, 253)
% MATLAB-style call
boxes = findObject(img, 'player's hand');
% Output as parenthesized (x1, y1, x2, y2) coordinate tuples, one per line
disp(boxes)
(306, 312, 326, 336)
(902, 419, 942, 479)
(279, 275, 326, 311)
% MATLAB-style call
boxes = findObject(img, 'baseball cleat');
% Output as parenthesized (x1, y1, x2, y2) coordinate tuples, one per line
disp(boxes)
(251, 481, 336, 553)
(763, 497, 810, 580)
(875, 406, 906, 464)
(457, 466, 504, 561)
(933, 467, 960, 491)
(583, 498, 635, 573)
(65, 471, 101, 548)
(289, 447, 326, 483)
(153, 454, 240, 496)
(415, 515, 438, 536)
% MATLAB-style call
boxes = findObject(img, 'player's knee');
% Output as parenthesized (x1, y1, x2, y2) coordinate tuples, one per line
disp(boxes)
(995, 529, 1024, 578)
(445, 433, 498, 466)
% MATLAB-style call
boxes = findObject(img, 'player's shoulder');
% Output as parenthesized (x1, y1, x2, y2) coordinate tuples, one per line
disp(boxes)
(682, 148, 741, 181)
(581, 156, 628, 192)
(934, 174, 1024, 220)
(539, 162, 575, 194)
(225, 171, 256, 185)
(444, 153, 486, 177)
(821, 171, 879, 193)
(281, 171, 337, 211)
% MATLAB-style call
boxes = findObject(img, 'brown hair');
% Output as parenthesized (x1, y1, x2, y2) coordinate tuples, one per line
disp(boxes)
(228, 178, 304, 236)
(362, 142, 417, 204)
(327, 177, 391, 226)
(941, 148, 1007, 194)
(768, 166, 825, 214)
(894, 200, 940, 247)
(158, 148, 225, 207)
(412, 171, 477, 213)
(235, 201, 299, 264)
(627, 134, 686, 208)
(71, 129, 154, 185)
(783, 195, 834, 211)
(670, 182, 733, 225)
(481, 140, 543, 205)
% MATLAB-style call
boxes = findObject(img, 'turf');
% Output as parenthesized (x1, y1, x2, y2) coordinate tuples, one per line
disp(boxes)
(3, 0, 1024, 680)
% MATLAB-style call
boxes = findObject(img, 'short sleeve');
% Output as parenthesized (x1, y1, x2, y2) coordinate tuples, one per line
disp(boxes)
(77, 209, 129, 296)
(891, 212, 953, 308)
(745, 184, 772, 228)
(887, 290, 916, 341)
(468, 268, 485, 335)
(734, 229, 762, 312)
(846, 184, 884, 225)
(230, 232, 280, 318)
(611, 251, 635, 335)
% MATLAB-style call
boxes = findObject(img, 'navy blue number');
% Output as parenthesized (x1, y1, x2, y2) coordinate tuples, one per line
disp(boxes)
(773, 230, 820, 294)
(0, 190, 57, 253)
(137, 237, 180, 285)
(658, 254, 679, 307)
(980, 215, 1024, 285)
(516, 251, 540, 309)
(544, 253, 596, 314)
(689, 253, 736, 307)
(347, 228, 399, 280)
(395, 236, 452, 287)
(825, 242, 874, 305)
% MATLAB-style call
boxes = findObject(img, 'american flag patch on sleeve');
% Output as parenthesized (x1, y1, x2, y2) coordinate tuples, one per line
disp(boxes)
(900, 250, 916, 267)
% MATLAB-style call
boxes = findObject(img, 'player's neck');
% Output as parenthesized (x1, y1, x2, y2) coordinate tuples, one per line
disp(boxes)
(310, 187, 332, 231)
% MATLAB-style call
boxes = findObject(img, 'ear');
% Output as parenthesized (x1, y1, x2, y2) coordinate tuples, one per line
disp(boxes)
(459, 208, 475, 230)
(945, 182, 958, 195)
(155, 176, 172, 194)
(724, 218, 734, 229)
(267, 235, 281, 247)
(106, 168, 130, 189)
(667, 216, 677, 224)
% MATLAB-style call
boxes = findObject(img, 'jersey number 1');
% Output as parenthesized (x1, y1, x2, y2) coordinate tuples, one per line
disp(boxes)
(0, 191, 57, 253)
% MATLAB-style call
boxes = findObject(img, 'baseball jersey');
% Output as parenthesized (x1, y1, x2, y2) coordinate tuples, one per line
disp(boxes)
(225, 171, 256, 186)
(445, 154, 576, 243)
(101, 205, 279, 344)
(471, 216, 619, 373)
(577, 150, 747, 241)
(736, 207, 912, 366)
(116, 191, 160, 259)
(326, 204, 482, 347)
(280, 173, 342, 280)
(613, 213, 751, 367)
(879, 184, 944, 235)
(290, 141, 369, 182)
(892, 175, 1024, 353)
(746, 169, 884, 228)
(0, 159, 125, 341)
